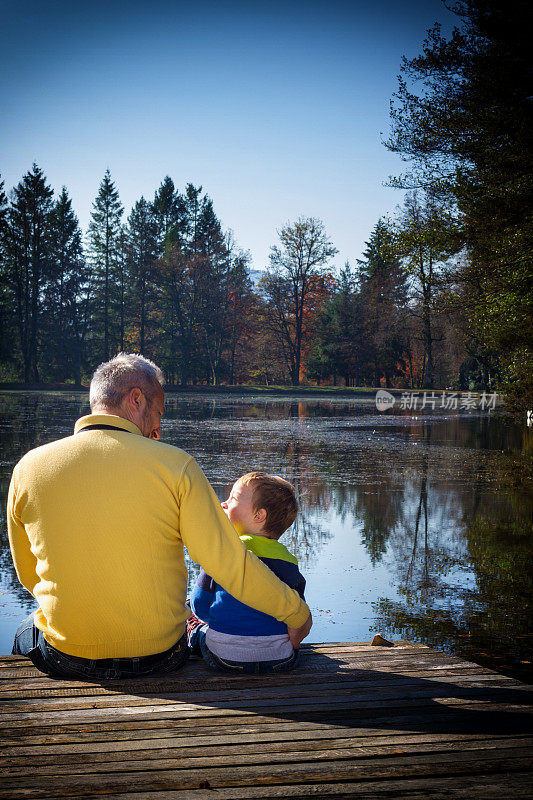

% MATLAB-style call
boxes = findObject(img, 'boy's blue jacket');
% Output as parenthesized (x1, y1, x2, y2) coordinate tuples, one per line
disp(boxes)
(190, 534, 306, 636)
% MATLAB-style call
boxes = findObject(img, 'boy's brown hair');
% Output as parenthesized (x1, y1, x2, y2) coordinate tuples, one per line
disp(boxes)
(237, 472, 298, 539)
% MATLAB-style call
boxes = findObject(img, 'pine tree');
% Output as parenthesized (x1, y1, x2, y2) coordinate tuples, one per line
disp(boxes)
(196, 198, 231, 384)
(7, 164, 54, 382)
(87, 169, 123, 361)
(152, 176, 187, 253)
(157, 184, 219, 385)
(183, 183, 203, 247)
(126, 197, 158, 354)
(227, 251, 254, 385)
(43, 187, 86, 381)
(356, 219, 409, 386)
(0, 175, 13, 372)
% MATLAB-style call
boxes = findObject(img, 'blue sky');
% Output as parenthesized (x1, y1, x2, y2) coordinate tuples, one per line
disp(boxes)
(1, 0, 456, 270)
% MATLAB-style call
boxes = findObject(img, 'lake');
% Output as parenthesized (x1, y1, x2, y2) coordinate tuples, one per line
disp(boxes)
(1, 390, 531, 680)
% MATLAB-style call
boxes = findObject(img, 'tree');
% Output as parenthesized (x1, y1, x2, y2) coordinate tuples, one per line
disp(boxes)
(42, 188, 87, 381)
(226, 250, 254, 385)
(264, 217, 337, 385)
(6, 164, 54, 382)
(357, 220, 409, 386)
(393, 193, 456, 388)
(87, 169, 124, 361)
(0, 175, 14, 374)
(152, 176, 187, 253)
(196, 198, 231, 385)
(125, 197, 158, 354)
(385, 0, 533, 408)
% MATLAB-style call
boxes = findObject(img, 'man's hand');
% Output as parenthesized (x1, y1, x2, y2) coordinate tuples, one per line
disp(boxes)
(287, 612, 312, 649)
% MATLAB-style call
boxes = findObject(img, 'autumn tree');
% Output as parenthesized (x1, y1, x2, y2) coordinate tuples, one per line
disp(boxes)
(264, 217, 337, 385)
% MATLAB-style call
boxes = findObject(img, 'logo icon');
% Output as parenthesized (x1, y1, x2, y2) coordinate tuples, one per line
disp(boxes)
(375, 389, 395, 412)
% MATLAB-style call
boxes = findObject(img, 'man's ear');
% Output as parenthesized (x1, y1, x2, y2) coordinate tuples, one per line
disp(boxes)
(254, 507, 267, 524)
(129, 387, 144, 410)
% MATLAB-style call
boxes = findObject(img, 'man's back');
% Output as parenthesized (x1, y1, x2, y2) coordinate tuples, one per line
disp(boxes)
(8, 414, 192, 659)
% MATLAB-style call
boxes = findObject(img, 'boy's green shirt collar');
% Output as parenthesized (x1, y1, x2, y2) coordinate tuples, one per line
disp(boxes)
(240, 533, 298, 564)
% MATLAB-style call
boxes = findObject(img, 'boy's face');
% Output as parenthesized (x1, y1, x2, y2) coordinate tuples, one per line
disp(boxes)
(222, 480, 262, 535)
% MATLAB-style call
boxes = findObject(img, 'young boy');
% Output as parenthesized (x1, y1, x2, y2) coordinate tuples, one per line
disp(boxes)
(187, 472, 306, 673)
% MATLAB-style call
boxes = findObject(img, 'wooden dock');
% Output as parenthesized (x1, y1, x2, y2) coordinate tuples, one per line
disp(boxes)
(0, 640, 532, 799)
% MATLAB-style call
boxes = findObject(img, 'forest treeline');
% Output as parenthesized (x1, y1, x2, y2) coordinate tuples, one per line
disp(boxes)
(0, 0, 530, 409)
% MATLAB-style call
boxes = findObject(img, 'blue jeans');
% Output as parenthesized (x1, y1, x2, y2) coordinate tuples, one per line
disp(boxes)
(189, 624, 299, 674)
(12, 612, 188, 680)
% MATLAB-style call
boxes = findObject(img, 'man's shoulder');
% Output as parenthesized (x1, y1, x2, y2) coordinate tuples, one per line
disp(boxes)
(16, 434, 75, 467)
(135, 436, 192, 465)
(14, 432, 193, 474)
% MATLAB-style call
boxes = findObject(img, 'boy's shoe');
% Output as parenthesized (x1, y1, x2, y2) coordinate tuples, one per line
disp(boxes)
(186, 609, 205, 649)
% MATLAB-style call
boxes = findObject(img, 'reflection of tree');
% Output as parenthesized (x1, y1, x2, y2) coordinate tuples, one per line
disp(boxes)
(279, 436, 333, 567)
(374, 450, 533, 682)
(406, 454, 429, 589)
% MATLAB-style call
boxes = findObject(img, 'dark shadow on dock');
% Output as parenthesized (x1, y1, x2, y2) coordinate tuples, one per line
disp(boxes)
(64, 648, 533, 738)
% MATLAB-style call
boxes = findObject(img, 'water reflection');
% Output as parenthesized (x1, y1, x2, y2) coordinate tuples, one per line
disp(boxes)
(0, 391, 531, 680)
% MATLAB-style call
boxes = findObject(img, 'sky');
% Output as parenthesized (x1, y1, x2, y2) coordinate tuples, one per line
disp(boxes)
(0, 0, 457, 271)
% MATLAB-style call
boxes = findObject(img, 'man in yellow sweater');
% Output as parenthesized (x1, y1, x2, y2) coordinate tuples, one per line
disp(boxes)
(8, 353, 312, 680)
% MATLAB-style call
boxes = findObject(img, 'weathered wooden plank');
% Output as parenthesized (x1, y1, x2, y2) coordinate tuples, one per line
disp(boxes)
(0, 659, 489, 687)
(0, 646, 469, 665)
(2, 699, 531, 734)
(1, 729, 526, 759)
(2, 699, 531, 740)
(0, 651, 458, 678)
(0, 751, 531, 798)
(0, 664, 494, 695)
(0, 646, 459, 671)
(0, 672, 527, 710)
(0, 642, 426, 666)
(3, 705, 530, 747)
(50, 772, 533, 800)
(0, 646, 461, 674)
(1, 682, 530, 725)
(3, 735, 532, 774)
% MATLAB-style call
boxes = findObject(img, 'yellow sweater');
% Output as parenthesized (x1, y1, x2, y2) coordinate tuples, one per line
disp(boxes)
(7, 413, 310, 659)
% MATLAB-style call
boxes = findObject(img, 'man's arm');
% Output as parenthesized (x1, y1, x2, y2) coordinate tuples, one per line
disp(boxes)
(189, 569, 216, 622)
(288, 612, 313, 649)
(178, 457, 311, 632)
(7, 470, 40, 595)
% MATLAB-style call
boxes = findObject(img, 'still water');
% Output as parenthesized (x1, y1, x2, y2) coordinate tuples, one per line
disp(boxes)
(1, 391, 531, 679)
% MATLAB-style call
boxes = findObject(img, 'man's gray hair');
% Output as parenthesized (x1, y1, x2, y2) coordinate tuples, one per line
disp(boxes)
(90, 353, 165, 411)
